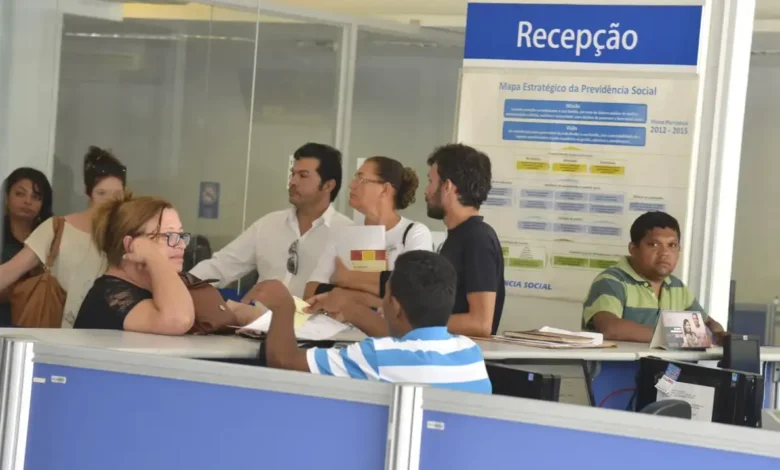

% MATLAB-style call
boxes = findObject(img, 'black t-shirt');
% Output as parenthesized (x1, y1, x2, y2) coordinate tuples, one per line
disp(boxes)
(439, 216, 505, 335)
(0, 219, 24, 326)
(74, 275, 153, 330)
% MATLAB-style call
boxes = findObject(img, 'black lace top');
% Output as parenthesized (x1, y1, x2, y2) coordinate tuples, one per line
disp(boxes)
(74, 275, 153, 330)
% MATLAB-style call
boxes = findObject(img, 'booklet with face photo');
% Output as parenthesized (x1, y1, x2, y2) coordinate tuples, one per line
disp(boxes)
(650, 311, 712, 350)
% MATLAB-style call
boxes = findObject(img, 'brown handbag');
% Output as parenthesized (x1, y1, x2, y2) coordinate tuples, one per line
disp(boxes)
(180, 272, 237, 335)
(11, 216, 67, 328)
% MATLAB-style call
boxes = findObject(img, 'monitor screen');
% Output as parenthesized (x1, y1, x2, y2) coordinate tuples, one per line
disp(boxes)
(726, 335, 761, 375)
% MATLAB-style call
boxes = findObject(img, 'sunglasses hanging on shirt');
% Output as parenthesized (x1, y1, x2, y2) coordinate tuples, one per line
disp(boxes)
(287, 239, 299, 275)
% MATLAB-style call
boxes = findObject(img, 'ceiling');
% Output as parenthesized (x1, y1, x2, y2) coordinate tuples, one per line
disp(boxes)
(275, 0, 780, 27)
(116, 1, 780, 30)
(269, 0, 780, 25)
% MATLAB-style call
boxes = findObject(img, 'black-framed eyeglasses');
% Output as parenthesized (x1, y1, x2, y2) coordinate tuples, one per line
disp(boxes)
(147, 232, 191, 248)
(287, 239, 299, 275)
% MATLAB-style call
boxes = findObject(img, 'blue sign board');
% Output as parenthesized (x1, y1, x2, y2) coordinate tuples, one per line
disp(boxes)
(464, 3, 702, 66)
(198, 181, 220, 219)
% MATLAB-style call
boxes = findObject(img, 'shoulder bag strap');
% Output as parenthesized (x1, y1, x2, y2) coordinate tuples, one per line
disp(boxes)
(44, 216, 66, 269)
(402, 222, 415, 247)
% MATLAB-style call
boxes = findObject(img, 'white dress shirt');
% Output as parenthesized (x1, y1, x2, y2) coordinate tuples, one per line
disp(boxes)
(308, 217, 433, 284)
(190, 205, 352, 298)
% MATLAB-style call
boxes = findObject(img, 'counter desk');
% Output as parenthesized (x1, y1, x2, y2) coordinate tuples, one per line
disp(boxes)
(2, 338, 778, 470)
(1, 329, 777, 410)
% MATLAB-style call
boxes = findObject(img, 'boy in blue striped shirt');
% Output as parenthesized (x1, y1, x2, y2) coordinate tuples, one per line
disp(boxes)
(264, 250, 492, 394)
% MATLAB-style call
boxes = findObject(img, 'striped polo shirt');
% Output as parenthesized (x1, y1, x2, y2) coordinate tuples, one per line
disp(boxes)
(583, 257, 707, 328)
(306, 326, 492, 394)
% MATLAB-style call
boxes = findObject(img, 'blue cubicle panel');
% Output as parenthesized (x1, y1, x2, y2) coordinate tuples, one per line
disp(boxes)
(419, 410, 780, 469)
(732, 303, 772, 345)
(591, 361, 640, 410)
(25, 363, 388, 470)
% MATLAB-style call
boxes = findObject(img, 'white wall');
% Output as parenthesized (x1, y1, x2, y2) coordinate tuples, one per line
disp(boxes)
(732, 32, 780, 304)
(0, 0, 62, 180)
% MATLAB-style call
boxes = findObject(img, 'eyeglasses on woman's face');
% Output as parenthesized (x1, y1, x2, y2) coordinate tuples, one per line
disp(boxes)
(146, 232, 192, 248)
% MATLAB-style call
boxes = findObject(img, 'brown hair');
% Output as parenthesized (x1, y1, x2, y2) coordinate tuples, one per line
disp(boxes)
(366, 156, 418, 210)
(84, 145, 127, 196)
(92, 191, 173, 266)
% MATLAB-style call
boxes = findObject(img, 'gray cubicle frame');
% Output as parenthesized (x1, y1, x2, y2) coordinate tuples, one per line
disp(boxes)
(418, 387, 780, 460)
(0, 338, 418, 470)
(2, 338, 780, 470)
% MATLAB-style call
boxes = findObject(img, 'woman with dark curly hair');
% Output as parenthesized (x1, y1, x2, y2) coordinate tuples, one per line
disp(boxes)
(0, 146, 127, 327)
(0, 168, 54, 325)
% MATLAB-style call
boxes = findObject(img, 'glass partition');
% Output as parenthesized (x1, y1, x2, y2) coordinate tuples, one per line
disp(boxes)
(243, 20, 343, 225)
(348, 30, 464, 226)
(53, 4, 261, 256)
(50, 3, 465, 271)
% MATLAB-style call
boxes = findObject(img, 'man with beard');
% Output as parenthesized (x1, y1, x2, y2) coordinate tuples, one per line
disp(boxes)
(190, 143, 352, 300)
(583, 211, 726, 343)
(317, 144, 504, 338)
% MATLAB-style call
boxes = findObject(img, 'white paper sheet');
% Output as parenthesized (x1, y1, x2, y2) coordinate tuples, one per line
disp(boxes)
(656, 382, 715, 422)
(537, 326, 603, 345)
(237, 294, 353, 342)
(242, 312, 351, 341)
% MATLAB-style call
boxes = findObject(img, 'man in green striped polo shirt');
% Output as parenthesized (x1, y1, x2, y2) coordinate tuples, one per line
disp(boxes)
(583, 212, 726, 343)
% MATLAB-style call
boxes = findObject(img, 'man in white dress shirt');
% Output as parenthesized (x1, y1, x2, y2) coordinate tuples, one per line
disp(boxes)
(190, 143, 352, 299)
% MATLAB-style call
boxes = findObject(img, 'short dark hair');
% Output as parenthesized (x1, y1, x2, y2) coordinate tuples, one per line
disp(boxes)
(83, 146, 126, 196)
(630, 211, 681, 245)
(426, 144, 491, 209)
(293, 143, 342, 202)
(389, 250, 457, 328)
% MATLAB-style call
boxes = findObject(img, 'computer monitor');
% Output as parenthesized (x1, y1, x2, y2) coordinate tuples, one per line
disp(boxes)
(719, 334, 761, 375)
(486, 362, 561, 402)
(636, 357, 763, 427)
(727, 280, 736, 331)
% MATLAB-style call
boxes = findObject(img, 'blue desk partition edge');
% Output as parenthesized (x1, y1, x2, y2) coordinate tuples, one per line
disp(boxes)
(25, 363, 388, 470)
(420, 411, 779, 469)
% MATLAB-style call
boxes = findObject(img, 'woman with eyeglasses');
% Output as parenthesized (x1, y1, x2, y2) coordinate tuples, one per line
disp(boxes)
(74, 193, 196, 333)
(0, 146, 126, 327)
(303, 156, 432, 301)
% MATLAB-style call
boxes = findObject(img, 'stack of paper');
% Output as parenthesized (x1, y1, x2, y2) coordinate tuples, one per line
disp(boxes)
(237, 297, 352, 341)
(493, 327, 613, 349)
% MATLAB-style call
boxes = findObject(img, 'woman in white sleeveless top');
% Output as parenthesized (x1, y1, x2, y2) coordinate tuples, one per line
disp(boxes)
(304, 156, 432, 300)
(0, 146, 126, 328)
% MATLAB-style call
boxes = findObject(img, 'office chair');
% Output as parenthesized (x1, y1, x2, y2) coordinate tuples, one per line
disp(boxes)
(639, 399, 692, 419)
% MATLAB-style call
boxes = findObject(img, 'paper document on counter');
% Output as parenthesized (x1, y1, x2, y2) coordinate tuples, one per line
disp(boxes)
(492, 327, 611, 349)
(656, 382, 715, 422)
(236, 297, 352, 341)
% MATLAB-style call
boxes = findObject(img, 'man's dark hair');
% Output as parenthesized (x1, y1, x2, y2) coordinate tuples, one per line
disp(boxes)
(293, 143, 342, 202)
(389, 251, 457, 328)
(426, 144, 492, 209)
(630, 211, 681, 245)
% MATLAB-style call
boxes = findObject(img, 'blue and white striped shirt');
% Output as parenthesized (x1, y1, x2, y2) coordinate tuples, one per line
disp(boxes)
(306, 326, 492, 394)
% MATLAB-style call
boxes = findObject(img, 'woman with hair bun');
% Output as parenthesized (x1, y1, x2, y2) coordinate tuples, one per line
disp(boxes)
(304, 156, 432, 300)
(0, 146, 127, 327)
